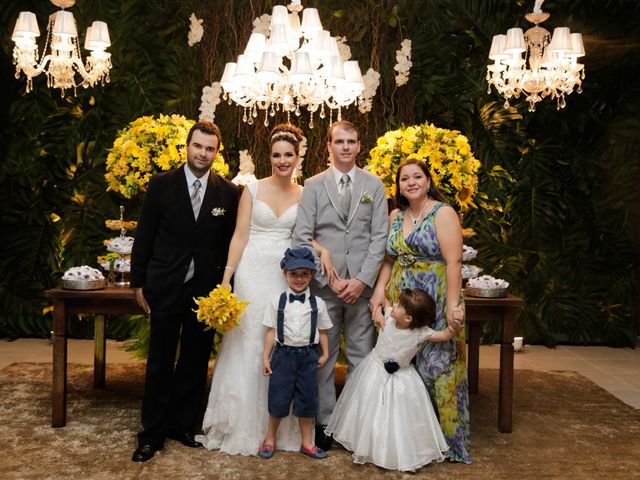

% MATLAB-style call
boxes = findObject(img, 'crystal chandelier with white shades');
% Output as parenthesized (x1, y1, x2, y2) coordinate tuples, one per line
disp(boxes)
(219, 1, 366, 128)
(11, 0, 112, 97)
(486, 0, 585, 112)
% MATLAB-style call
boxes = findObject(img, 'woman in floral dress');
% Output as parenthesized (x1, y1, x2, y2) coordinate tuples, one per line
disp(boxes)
(371, 159, 471, 463)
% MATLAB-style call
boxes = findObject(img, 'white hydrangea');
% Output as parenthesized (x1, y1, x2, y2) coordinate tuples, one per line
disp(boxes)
(335, 36, 352, 62)
(358, 68, 381, 113)
(232, 150, 258, 186)
(394, 38, 412, 86)
(252, 13, 271, 35)
(292, 135, 307, 181)
(198, 82, 223, 121)
(187, 13, 204, 47)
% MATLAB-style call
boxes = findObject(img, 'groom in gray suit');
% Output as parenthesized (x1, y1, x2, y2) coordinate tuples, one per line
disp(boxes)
(293, 120, 388, 450)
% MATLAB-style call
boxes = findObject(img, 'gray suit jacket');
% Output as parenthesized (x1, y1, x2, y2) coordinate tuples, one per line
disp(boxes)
(293, 167, 388, 294)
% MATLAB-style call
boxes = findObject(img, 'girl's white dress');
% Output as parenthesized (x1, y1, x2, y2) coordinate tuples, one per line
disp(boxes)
(325, 315, 449, 472)
(196, 181, 302, 455)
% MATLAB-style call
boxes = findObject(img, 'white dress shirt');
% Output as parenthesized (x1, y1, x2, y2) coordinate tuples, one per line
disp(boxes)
(332, 165, 355, 195)
(184, 164, 210, 198)
(263, 287, 333, 346)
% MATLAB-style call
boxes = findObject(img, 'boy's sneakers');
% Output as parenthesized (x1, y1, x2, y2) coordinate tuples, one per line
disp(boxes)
(299, 445, 328, 459)
(258, 443, 275, 459)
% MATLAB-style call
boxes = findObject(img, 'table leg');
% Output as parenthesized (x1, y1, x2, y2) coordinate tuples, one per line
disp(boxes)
(467, 322, 481, 394)
(498, 308, 516, 433)
(94, 315, 106, 388)
(52, 298, 67, 428)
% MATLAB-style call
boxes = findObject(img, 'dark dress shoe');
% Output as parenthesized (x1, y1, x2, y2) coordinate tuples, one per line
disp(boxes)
(168, 432, 203, 448)
(132, 443, 158, 462)
(315, 425, 332, 451)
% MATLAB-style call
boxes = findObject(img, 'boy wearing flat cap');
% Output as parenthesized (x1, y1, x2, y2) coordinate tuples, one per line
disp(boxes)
(260, 247, 332, 460)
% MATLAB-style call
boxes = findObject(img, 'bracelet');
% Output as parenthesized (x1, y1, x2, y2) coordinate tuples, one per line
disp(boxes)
(224, 266, 235, 271)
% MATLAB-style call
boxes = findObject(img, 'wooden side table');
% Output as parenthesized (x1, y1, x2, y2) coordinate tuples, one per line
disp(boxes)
(44, 287, 144, 427)
(464, 293, 525, 433)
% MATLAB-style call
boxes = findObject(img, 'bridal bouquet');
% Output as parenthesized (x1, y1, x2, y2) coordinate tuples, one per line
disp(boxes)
(105, 114, 229, 199)
(368, 122, 481, 211)
(194, 284, 248, 333)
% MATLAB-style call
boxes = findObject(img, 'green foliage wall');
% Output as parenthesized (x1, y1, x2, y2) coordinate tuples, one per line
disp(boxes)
(0, 0, 638, 344)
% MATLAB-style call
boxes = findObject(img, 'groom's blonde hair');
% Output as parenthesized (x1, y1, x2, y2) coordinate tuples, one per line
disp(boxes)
(327, 120, 359, 143)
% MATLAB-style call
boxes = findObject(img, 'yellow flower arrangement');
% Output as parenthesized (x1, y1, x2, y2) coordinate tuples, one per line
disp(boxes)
(194, 284, 248, 333)
(105, 114, 229, 198)
(368, 122, 481, 211)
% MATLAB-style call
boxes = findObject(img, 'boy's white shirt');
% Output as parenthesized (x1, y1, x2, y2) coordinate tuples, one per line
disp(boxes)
(263, 287, 333, 347)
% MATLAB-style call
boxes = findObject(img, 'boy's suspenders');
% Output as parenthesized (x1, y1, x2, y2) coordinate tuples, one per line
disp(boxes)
(276, 292, 318, 346)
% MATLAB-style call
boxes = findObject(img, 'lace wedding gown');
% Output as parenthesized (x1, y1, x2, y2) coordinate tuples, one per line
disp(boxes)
(197, 181, 302, 455)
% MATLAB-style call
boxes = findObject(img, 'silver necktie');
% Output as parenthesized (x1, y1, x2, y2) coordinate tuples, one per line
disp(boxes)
(339, 174, 351, 222)
(191, 179, 202, 219)
(185, 179, 202, 283)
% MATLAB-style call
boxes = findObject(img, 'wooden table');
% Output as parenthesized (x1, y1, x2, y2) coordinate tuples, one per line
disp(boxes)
(464, 293, 525, 433)
(45, 287, 144, 427)
(45, 287, 523, 432)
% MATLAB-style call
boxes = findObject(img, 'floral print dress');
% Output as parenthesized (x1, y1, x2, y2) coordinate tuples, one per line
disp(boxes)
(386, 203, 471, 464)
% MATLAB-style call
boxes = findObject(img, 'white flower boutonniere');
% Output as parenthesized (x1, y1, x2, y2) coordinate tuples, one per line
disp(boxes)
(211, 207, 226, 216)
(360, 191, 373, 203)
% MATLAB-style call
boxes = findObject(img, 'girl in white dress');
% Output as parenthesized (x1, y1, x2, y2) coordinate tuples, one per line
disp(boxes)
(197, 124, 307, 455)
(325, 288, 463, 472)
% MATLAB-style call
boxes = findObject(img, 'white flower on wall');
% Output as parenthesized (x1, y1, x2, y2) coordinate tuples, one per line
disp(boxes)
(394, 39, 412, 86)
(252, 14, 271, 35)
(335, 36, 352, 62)
(198, 82, 223, 121)
(358, 68, 381, 113)
(232, 150, 258, 186)
(188, 13, 204, 47)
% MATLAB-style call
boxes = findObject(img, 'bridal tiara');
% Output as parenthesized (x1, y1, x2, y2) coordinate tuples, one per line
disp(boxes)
(271, 130, 299, 142)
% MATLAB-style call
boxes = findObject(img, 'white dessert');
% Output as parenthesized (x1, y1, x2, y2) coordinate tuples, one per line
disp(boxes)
(463, 245, 478, 262)
(62, 266, 104, 281)
(461, 264, 482, 279)
(106, 236, 134, 254)
(99, 258, 131, 273)
(467, 274, 509, 289)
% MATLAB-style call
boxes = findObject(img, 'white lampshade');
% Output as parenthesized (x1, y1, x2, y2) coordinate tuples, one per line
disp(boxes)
(325, 55, 345, 86)
(270, 5, 290, 29)
(504, 28, 526, 53)
(567, 32, 585, 57)
(290, 51, 312, 83)
(301, 8, 322, 37)
(220, 62, 237, 90)
(12, 11, 40, 40)
(266, 24, 289, 55)
(289, 12, 302, 39)
(489, 34, 509, 60)
(343, 60, 364, 92)
(234, 54, 255, 86)
(257, 51, 280, 83)
(549, 27, 571, 53)
(52, 10, 77, 37)
(85, 21, 110, 49)
(244, 32, 266, 62)
(328, 37, 340, 57)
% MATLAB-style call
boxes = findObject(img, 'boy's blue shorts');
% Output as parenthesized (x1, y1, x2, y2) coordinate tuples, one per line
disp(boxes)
(268, 345, 319, 419)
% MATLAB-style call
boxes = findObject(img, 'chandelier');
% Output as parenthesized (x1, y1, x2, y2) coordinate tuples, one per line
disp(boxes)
(11, 0, 112, 97)
(219, 1, 366, 128)
(486, 0, 585, 112)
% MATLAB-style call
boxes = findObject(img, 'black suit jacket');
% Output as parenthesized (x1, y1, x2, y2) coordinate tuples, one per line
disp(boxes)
(131, 167, 238, 312)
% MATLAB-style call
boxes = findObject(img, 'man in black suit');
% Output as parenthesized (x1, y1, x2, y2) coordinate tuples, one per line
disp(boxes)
(130, 120, 238, 462)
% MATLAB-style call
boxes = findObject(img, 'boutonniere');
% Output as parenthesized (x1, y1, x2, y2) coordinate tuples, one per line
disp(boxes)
(360, 191, 373, 203)
(211, 207, 226, 216)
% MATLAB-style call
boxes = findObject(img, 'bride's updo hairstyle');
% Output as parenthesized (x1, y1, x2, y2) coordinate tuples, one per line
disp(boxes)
(270, 123, 304, 155)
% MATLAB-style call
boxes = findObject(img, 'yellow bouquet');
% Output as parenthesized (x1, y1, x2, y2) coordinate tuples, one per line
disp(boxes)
(105, 114, 229, 199)
(368, 122, 481, 211)
(194, 284, 248, 333)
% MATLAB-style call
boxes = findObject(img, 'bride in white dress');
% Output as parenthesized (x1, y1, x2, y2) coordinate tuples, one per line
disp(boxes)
(197, 124, 307, 455)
